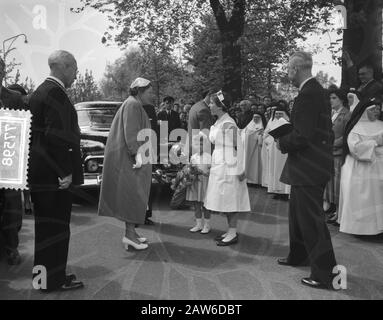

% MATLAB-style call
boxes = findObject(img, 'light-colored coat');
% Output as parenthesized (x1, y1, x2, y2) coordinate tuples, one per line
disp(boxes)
(98, 96, 152, 224)
(332, 107, 351, 156)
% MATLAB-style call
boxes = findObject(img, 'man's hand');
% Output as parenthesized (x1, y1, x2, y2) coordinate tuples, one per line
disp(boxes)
(58, 174, 72, 190)
(238, 172, 246, 181)
(133, 153, 143, 169)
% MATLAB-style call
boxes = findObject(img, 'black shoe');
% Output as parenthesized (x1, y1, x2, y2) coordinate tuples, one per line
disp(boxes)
(145, 218, 155, 226)
(324, 204, 337, 215)
(7, 250, 21, 265)
(326, 213, 336, 223)
(301, 277, 332, 290)
(277, 257, 309, 267)
(59, 280, 84, 291)
(214, 234, 225, 241)
(65, 274, 77, 285)
(25, 208, 33, 215)
(217, 235, 238, 246)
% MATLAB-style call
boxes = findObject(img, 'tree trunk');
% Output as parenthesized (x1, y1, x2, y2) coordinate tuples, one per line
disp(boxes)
(267, 64, 272, 95)
(210, 0, 245, 102)
(341, 0, 383, 89)
(221, 37, 242, 101)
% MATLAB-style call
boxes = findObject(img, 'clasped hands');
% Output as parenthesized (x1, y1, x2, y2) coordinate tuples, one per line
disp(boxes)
(58, 174, 72, 190)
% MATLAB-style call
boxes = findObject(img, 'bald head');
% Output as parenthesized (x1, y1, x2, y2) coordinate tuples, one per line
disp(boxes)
(48, 50, 76, 69)
(290, 51, 313, 71)
(48, 50, 77, 88)
(288, 51, 313, 88)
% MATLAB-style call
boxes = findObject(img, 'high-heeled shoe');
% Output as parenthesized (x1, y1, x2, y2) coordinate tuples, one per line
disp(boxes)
(122, 237, 148, 251)
(137, 237, 147, 243)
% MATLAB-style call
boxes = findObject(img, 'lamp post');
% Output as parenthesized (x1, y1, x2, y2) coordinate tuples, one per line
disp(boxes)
(2, 33, 28, 85)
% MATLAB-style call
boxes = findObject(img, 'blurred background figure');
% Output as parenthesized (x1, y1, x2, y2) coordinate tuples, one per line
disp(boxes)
(324, 88, 351, 226)
(357, 63, 383, 103)
(347, 88, 360, 113)
(0, 58, 25, 266)
(7, 83, 34, 216)
(237, 99, 253, 129)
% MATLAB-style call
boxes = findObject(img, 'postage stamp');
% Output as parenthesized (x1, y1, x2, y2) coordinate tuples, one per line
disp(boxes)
(0, 108, 32, 190)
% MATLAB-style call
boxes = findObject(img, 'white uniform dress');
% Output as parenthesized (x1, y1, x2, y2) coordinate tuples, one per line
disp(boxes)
(339, 114, 383, 235)
(204, 113, 251, 213)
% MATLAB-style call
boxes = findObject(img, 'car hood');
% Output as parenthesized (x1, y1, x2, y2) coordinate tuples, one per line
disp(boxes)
(80, 128, 109, 144)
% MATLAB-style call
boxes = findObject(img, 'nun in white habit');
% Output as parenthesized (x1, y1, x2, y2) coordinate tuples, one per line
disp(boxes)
(338, 99, 383, 235)
(261, 106, 277, 187)
(241, 112, 267, 185)
(267, 107, 291, 198)
(347, 89, 360, 113)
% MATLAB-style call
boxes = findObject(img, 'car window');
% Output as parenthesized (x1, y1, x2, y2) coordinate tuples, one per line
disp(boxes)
(77, 107, 117, 129)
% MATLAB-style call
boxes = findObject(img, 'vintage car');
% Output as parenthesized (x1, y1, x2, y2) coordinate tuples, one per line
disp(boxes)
(76, 101, 183, 188)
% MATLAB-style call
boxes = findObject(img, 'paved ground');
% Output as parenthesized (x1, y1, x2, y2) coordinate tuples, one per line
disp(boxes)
(1, 185, 383, 300)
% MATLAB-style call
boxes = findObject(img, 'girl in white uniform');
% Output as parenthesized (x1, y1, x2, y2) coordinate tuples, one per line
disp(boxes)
(204, 91, 251, 246)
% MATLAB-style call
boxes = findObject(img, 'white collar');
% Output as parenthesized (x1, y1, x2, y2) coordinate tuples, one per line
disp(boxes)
(47, 76, 66, 89)
(299, 77, 314, 91)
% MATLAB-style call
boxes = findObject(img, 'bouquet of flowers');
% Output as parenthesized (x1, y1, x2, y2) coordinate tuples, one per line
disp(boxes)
(171, 164, 206, 190)
(169, 164, 207, 209)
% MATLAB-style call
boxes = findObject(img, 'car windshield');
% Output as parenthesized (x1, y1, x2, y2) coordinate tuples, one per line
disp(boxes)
(77, 107, 117, 130)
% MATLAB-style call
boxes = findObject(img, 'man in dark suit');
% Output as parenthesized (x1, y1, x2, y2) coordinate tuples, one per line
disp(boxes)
(188, 90, 214, 155)
(357, 63, 383, 103)
(237, 99, 253, 129)
(0, 57, 26, 265)
(277, 52, 338, 290)
(157, 96, 181, 141)
(29, 50, 84, 292)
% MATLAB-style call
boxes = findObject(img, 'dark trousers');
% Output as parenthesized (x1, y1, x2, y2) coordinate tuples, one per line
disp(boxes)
(32, 190, 72, 290)
(0, 190, 23, 252)
(145, 185, 153, 219)
(288, 185, 337, 285)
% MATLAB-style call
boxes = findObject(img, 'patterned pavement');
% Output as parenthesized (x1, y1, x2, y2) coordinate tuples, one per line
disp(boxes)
(1, 186, 383, 300)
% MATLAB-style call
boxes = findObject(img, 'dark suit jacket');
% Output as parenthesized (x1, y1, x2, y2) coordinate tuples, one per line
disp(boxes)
(28, 79, 83, 190)
(0, 86, 26, 110)
(358, 79, 383, 102)
(188, 100, 213, 133)
(332, 107, 351, 157)
(188, 100, 213, 153)
(143, 104, 158, 134)
(157, 109, 181, 138)
(279, 78, 334, 186)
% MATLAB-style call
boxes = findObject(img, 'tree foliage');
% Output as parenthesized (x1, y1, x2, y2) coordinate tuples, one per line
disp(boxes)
(67, 69, 102, 104)
(74, 0, 338, 99)
(99, 47, 198, 104)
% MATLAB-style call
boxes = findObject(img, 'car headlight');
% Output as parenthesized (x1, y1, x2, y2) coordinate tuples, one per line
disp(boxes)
(87, 160, 99, 173)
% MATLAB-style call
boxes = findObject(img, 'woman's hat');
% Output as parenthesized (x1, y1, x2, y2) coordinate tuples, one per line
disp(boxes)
(130, 77, 151, 89)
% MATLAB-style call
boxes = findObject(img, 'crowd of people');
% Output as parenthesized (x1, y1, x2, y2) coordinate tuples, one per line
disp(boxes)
(0, 49, 383, 293)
